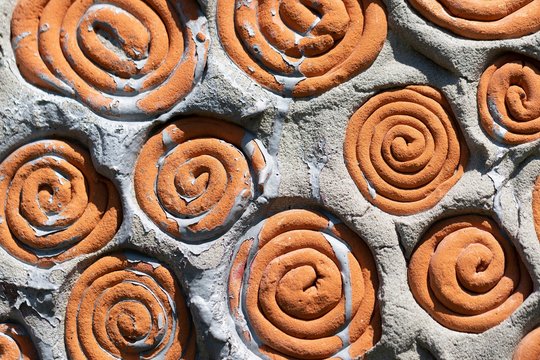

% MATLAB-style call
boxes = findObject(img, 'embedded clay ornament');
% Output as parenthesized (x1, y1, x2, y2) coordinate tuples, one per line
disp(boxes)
(407, 0, 540, 40)
(478, 54, 540, 145)
(65, 252, 196, 360)
(0, 323, 38, 359)
(408, 215, 532, 333)
(514, 327, 540, 359)
(533, 175, 540, 242)
(134, 117, 275, 242)
(216, 0, 387, 97)
(344, 85, 468, 215)
(11, 0, 208, 120)
(0, 140, 121, 267)
(228, 209, 380, 359)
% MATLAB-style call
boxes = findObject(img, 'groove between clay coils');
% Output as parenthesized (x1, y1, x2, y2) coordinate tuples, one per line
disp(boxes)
(0, 139, 121, 267)
(216, 0, 387, 97)
(134, 117, 278, 243)
(344, 85, 468, 215)
(228, 209, 380, 359)
(10, 0, 209, 120)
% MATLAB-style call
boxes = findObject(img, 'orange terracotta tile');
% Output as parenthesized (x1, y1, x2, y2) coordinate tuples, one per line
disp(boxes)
(134, 117, 273, 242)
(11, 0, 208, 119)
(344, 85, 468, 215)
(216, 0, 387, 96)
(0, 323, 38, 359)
(478, 54, 540, 145)
(228, 209, 380, 359)
(0, 140, 121, 267)
(514, 327, 540, 359)
(65, 252, 196, 360)
(408, 215, 532, 333)
(407, 0, 540, 39)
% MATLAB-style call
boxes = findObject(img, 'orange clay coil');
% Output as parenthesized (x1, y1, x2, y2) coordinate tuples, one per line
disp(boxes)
(134, 117, 275, 242)
(0, 140, 121, 267)
(228, 209, 380, 359)
(407, 0, 540, 40)
(216, 0, 387, 97)
(344, 85, 468, 215)
(478, 54, 540, 145)
(11, 0, 208, 119)
(65, 252, 196, 360)
(0, 323, 38, 359)
(514, 327, 540, 359)
(408, 215, 532, 333)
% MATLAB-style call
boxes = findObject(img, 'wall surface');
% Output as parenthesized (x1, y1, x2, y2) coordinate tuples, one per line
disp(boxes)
(0, 0, 540, 359)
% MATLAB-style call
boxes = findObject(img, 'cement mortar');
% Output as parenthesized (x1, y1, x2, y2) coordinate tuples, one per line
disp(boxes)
(0, 0, 539, 359)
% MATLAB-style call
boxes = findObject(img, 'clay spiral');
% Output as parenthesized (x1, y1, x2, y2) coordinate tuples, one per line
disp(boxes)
(228, 209, 380, 359)
(407, 0, 540, 39)
(11, 0, 208, 119)
(478, 55, 540, 145)
(65, 252, 196, 360)
(134, 117, 276, 242)
(216, 0, 387, 97)
(344, 85, 468, 215)
(0, 323, 38, 359)
(514, 327, 540, 359)
(0, 140, 121, 267)
(408, 215, 532, 333)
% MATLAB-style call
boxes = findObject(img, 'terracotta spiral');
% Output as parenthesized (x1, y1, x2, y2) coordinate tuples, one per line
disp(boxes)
(0, 140, 121, 267)
(134, 117, 275, 242)
(344, 85, 468, 215)
(0, 323, 38, 359)
(408, 215, 532, 333)
(514, 327, 540, 359)
(216, 0, 387, 97)
(11, 0, 208, 119)
(65, 252, 196, 360)
(478, 55, 540, 145)
(228, 209, 380, 359)
(407, 0, 540, 39)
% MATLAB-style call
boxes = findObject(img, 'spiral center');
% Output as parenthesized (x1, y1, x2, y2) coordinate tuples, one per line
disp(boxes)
(79, 5, 150, 78)
(110, 302, 152, 343)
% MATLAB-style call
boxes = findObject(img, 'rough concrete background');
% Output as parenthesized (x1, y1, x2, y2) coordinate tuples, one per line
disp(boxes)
(0, 0, 540, 359)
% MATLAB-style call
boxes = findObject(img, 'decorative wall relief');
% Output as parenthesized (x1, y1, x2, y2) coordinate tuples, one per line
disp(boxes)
(344, 85, 468, 215)
(0, 323, 38, 359)
(0, 140, 121, 267)
(216, 0, 387, 96)
(11, 0, 209, 120)
(65, 252, 196, 359)
(134, 117, 276, 242)
(407, 0, 540, 39)
(228, 209, 380, 359)
(408, 215, 532, 333)
(478, 54, 540, 145)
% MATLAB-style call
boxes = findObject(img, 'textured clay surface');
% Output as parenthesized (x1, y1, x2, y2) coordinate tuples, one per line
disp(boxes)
(228, 209, 379, 359)
(1, 0, 540, 359)
(65, 252, 196, 359)
(0, 323, 38, 359)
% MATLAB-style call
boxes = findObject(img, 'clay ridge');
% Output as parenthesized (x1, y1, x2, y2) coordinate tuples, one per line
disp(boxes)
(216, 0, 387, 97)
(134, 117, 276, 243)
(478, 54, 540, 145)
(514, 327, 540, 359)
(228, 209, 380, 359)
(0, 323, 38, 359)
(408, 215, 532, 333)
(65, 251, 196, 359)
(344, 85, 468, 215)
(0, 139, 121, 267)
(10, 0, 208, 120)
(407, 0, 540, 39)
